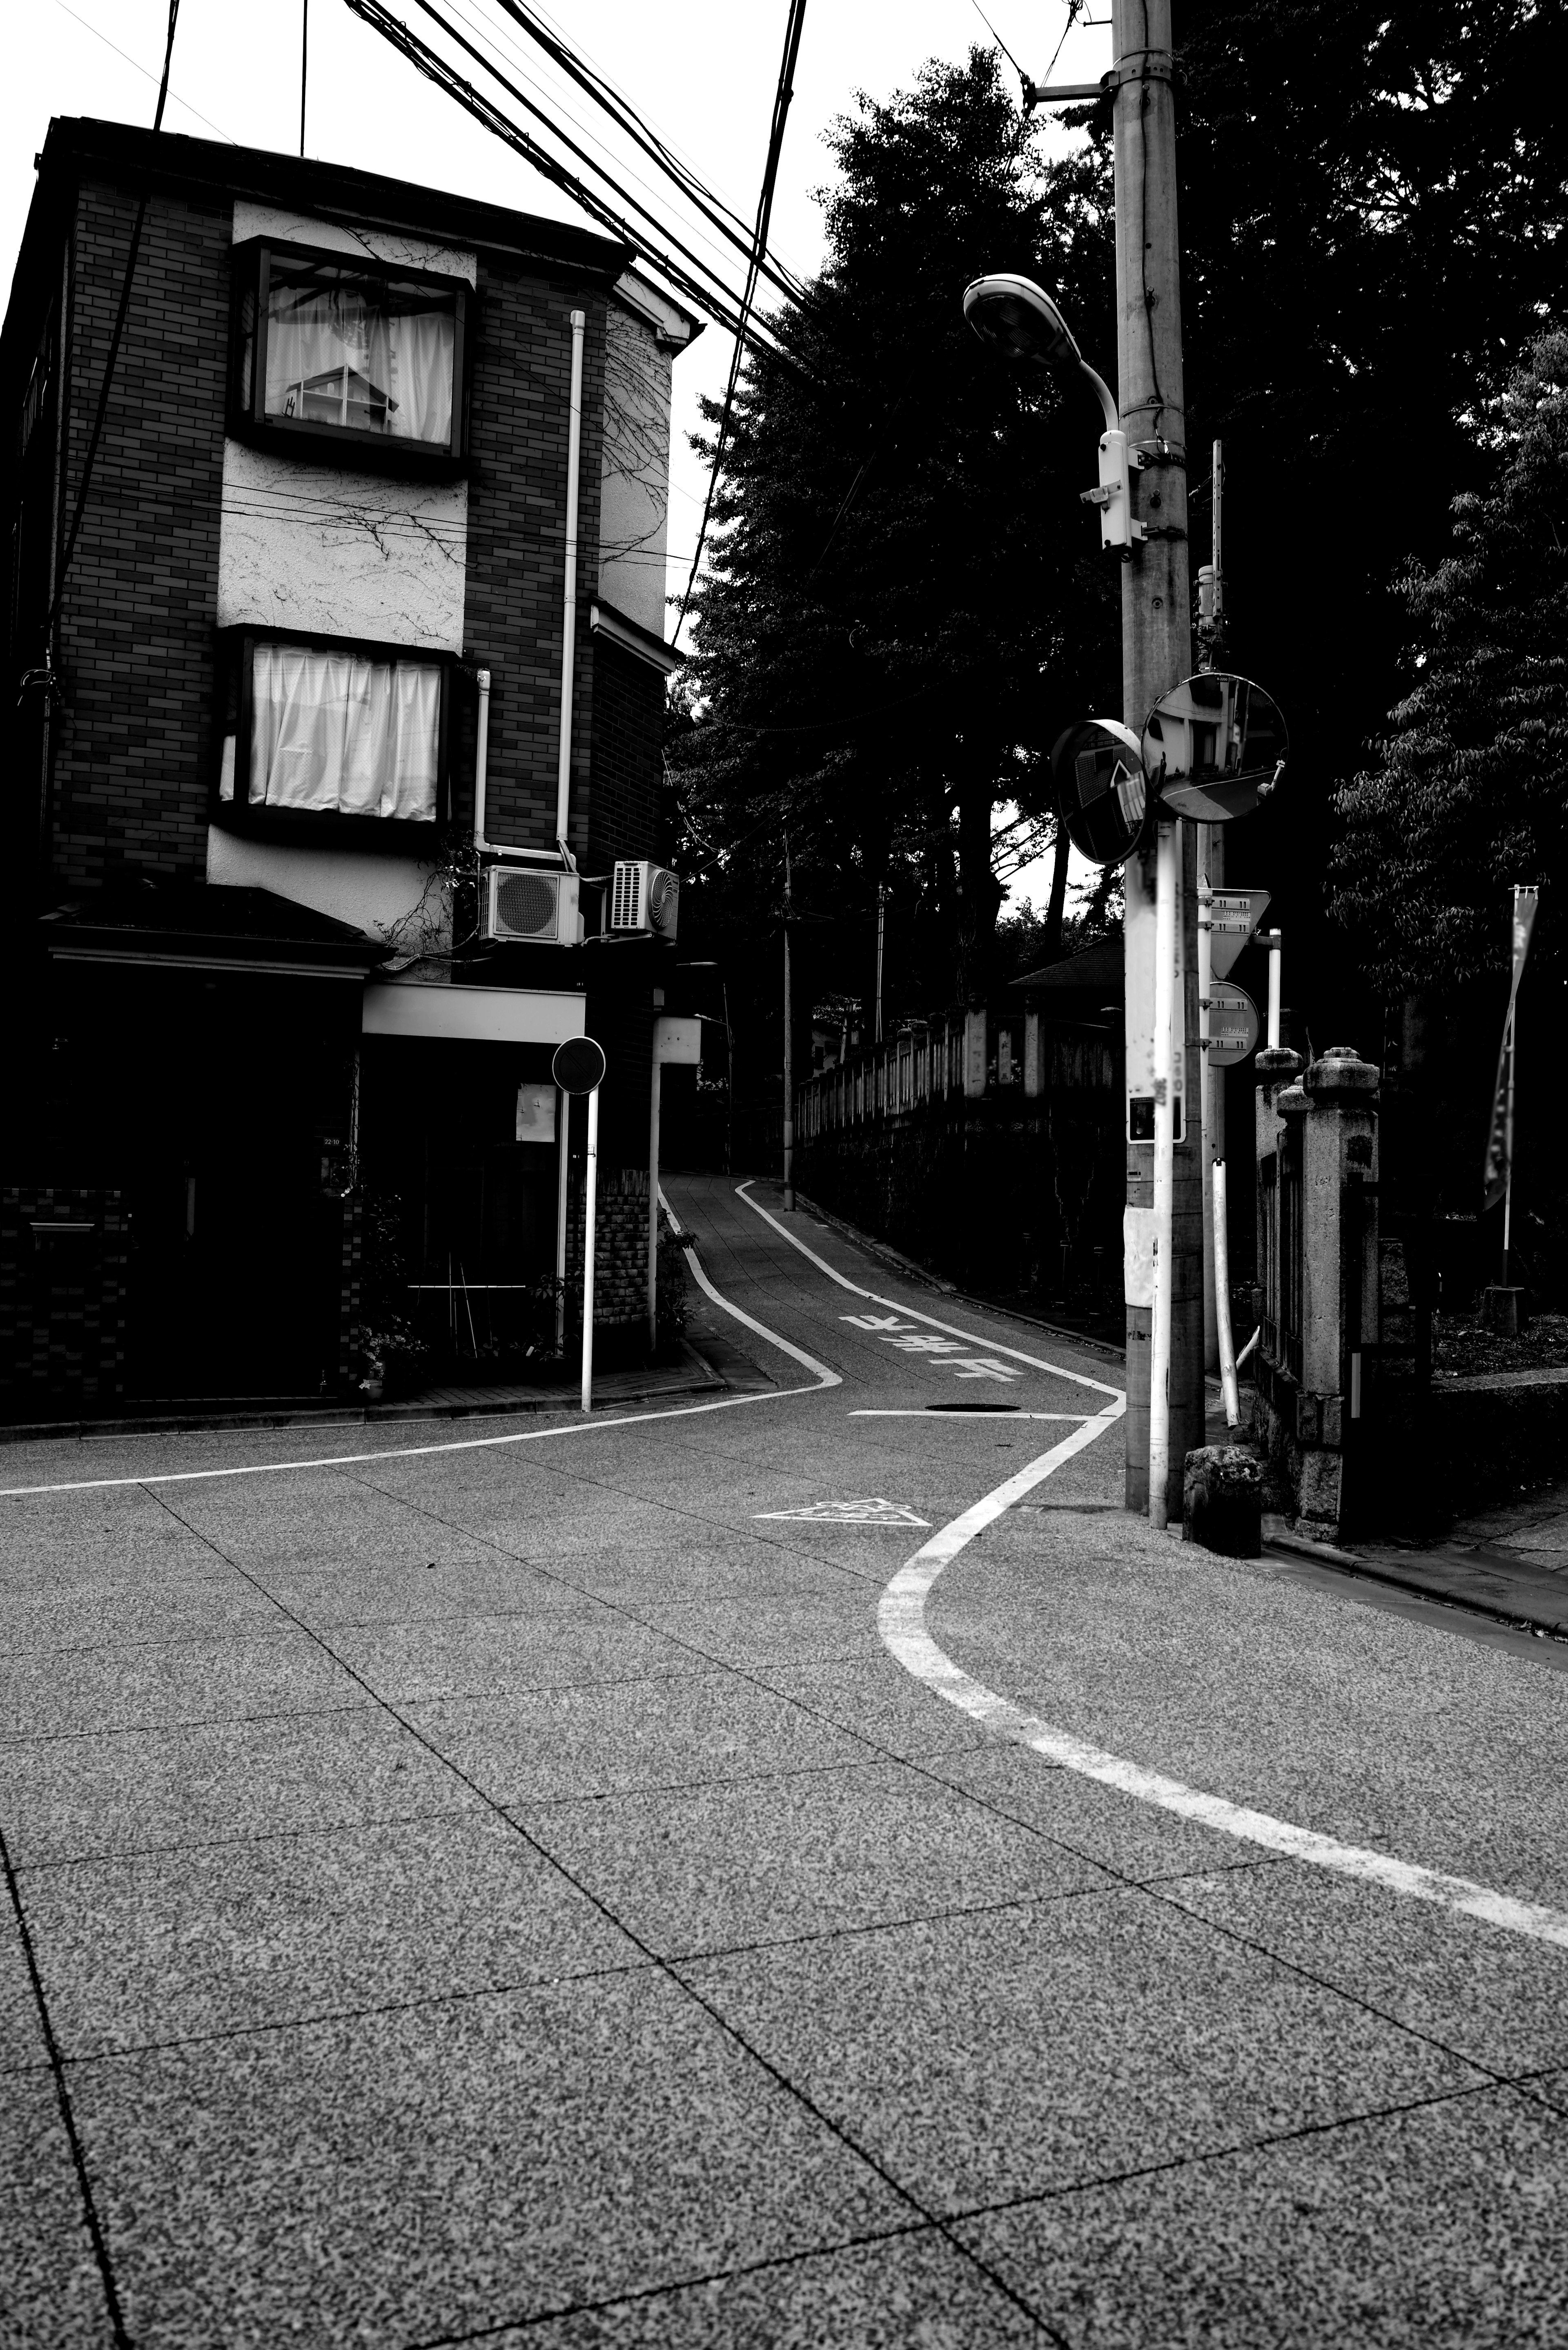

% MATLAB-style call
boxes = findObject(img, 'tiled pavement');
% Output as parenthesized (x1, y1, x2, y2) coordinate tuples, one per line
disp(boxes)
(4, 1178, 1568, 2347)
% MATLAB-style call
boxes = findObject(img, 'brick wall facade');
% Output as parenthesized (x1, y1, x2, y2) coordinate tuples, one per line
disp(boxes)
(586, 636, 662, 867)
(51, 180, 231, 885)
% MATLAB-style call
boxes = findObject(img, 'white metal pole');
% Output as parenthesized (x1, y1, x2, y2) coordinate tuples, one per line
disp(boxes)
(555, 310, 585, 865)
(1213, 860, 1222, 1372)
(1149, 816, 1178, 1528)
(580, 1084, 599, 1411)
(1213, 1159, 1241, 1427)
(1502, 1002, 1516, 1286)
(555, 1086, 568, 1353)
(875, 886, 886, 1046)
(1266, 931, 1283, 1051)
(647, 1050, 662, 1350)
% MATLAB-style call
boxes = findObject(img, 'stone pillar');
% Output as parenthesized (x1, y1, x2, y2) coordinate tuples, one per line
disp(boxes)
(1023, 1007, 1044, 1098)
(964, 1007, 988, 1099)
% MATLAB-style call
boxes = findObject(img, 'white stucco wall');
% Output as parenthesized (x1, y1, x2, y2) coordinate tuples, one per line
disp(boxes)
(216, 439, 468, 648)
(206, 828, 449, 954)
(598, 292, 677, 640)
(232, 204, 477, 285)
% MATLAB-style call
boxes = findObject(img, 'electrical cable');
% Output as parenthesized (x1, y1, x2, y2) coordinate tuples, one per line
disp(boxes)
(401, 0, 790, 340)
(675, 0, 808, 648)
(41, 0, 180, 655)
(967, 0, 1029, 81)
(343, 0, 792, 358)
(490, 0, 810, 307)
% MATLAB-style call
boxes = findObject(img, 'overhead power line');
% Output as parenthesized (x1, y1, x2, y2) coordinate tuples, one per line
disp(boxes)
(675, 0, 809, 648)
(343, 0, 792, 359)
(490, 0, 810, 308)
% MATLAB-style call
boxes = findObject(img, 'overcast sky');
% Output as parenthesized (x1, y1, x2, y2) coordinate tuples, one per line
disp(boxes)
(4, 0, 1106, 909)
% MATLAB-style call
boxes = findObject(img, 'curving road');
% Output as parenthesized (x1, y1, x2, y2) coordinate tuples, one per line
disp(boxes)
(3, 1173, 1566, 2347)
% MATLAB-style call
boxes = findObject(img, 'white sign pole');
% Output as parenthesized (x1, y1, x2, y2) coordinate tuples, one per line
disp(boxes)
(581, 1084, 599, 1413)
(1213, 865, 1222, 1372)
(647, 1051, 662, 1351)
(1149, 817, 1178, 1529)
(554, 1087, 569, 1354)
(1265, 930, 1283, 1050)
(1213, 1159, 1241, 1427)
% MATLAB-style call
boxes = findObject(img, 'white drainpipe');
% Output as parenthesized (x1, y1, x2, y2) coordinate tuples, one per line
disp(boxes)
(472, 667, 492, 849)
(555, 308, 586, 871)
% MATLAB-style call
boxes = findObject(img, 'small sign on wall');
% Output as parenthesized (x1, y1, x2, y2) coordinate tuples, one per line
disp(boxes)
(516, 1084, 557, 1143)
(1123, 1204, 1156, 1307)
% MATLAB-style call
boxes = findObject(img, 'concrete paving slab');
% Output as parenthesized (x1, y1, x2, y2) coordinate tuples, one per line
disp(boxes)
(328, 1608, 713, 1703)
(0, 2070, 118, 2347)
(544, 1537, 870, 1609)
(755, 1655, 1000, 1764)
(3, 1574, 283, 1656)
(244, 1551, 595, 1630)
(0, 1708, 477, 1865)
(21, 1811, 644, 2056)
(930, 1515, 1568, 1907)
(955, 2084, 1568, 2348)
(0, 1900, 47, 2076)
(1, 1625, 365, 1740)
(1153, 1862, 1568, 2077)
(502, 2227, 1048, 2347)
(69, 1969, 906, 2347)
(407, 1668, 873, 1806)
(680, 1893, 1484, 2216)
(514, 1760, 1117, 1959)
(628, 1591, 884, 1673)
(929, 1745, 1296, 1882)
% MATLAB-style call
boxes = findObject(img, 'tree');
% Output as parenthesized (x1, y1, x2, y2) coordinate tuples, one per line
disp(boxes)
(670, 49, 1118, 1021)
(1329, 328, 1568, 998)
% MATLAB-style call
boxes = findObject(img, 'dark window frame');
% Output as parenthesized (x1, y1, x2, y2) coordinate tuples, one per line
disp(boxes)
(229, 238, 470, 477)
(212, 624, 455, 849)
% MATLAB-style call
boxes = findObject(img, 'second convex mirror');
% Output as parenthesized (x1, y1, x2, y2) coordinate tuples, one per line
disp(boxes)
(1050, 718, 1150, 865)
(1141, 672, 1288, 824)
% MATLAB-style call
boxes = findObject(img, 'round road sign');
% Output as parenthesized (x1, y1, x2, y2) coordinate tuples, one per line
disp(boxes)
(1141, 672, 1288, 823)
(552, 1036, 606, 1095)
(1050, 718, 1150, 865)
(1203, 982, 1261, 1068)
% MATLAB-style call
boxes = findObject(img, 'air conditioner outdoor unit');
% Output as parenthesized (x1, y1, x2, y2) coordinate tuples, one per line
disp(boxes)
(610, 859, 680, 939)
(485, 866, 581, 944)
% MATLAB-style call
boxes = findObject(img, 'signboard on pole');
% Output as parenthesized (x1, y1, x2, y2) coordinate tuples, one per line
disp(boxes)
(1142, 672, 1288, 823)
(1201, 982, 1260, 1068)
(1203, 888, 1272, 980)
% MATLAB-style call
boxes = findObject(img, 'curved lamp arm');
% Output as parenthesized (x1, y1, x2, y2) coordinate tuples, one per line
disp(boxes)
(1080, 361, 1120, 435)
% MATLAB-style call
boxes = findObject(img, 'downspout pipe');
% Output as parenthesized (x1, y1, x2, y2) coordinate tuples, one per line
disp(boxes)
(472, 667, 491, 849)
(555, 307, 586, 871)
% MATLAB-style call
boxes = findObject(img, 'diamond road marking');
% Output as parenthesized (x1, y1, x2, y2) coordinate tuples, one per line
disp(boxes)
(755, 1497, 932, 1527)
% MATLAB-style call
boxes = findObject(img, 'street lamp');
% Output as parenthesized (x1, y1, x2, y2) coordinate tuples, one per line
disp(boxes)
(962, 274, 1143, 553)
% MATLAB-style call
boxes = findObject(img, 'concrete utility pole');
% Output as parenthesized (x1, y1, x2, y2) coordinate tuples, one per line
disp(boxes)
(1115, 0, 1205, 1516)
(782, 836, 795, 1210)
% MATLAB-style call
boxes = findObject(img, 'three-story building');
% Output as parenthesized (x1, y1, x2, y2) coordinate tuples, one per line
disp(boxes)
(3, 118, 695, 1414)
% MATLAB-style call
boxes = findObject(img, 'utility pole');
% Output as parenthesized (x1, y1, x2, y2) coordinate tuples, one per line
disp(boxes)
(1198, 439, 1225, 1374)
(1115, 0, 1204, 1517)
(782, 836, 795, 1210)
(874, 885, 887, 1046)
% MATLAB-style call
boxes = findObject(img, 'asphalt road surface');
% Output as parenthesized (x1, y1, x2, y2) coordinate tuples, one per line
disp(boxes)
(4, 1173, 1568, 2348)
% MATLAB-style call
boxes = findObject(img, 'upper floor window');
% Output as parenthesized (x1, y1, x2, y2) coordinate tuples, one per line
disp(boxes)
(216, 630, 450, 836)
(234, 243, 468, 467)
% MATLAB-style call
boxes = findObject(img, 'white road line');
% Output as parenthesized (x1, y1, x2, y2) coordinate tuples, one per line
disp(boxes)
(735, 1182, 1122, 1400)
(880, 1409, 1568, 1953)
(0, 1243, 837, 1502)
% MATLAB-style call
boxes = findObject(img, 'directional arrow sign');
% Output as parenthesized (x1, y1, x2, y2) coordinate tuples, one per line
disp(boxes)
(754, 1498, 931, 1527)
(1200, 982, 1261, 1068)
(1202, 888, 1272, 980)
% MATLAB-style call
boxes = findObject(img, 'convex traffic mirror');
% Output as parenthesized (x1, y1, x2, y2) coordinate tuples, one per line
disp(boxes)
(1140, 672, 1288, 823)
(1050, 718, 1150, 865)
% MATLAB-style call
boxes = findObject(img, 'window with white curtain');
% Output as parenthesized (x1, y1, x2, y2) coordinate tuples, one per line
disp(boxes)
(236, 247, 464, 458)
(234, 642, 443, 822)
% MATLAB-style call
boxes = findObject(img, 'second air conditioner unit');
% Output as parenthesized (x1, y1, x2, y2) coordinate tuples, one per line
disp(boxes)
(610, 859, 680, 939)
(485, 866, 581, 944)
